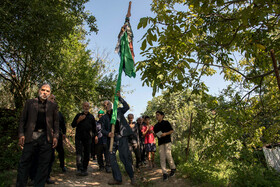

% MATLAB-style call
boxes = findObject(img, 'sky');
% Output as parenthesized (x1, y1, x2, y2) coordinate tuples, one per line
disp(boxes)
(85, 0, 229, 118)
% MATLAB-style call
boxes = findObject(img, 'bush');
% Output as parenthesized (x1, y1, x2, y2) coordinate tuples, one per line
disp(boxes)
(0, 109, 21, 171)
(230, 163, 280, 187)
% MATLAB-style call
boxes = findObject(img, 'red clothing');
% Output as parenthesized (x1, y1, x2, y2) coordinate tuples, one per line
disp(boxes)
(141, 125, 155, 144)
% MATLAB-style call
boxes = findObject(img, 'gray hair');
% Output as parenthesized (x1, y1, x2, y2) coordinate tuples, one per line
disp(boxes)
(39, 83, 51, 91)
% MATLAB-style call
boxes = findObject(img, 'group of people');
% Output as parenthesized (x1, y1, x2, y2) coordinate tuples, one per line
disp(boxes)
(16, 83, 176, 186)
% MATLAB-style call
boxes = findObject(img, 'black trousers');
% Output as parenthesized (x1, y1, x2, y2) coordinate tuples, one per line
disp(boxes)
(29, 134, 65, 181)
(140, 139, 146, 162)
(96, 143, 110, 169)
(47, 134, 65, 177)
(75, 136, 91, 171)
(16, 134, 52, 187)
(129, 143, 141, 168)
(110, 136, 134, 182)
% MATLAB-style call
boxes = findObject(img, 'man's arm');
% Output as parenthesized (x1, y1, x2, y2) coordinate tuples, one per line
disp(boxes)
(52, 103, 59, 148)
(119, 97, 129, 114)
(100, 116, 110, 137)
(18, 99, 30, 146)
(71, 114, 80, 128)
(92, 115, 97, 136)
(59, 112, 66, 135)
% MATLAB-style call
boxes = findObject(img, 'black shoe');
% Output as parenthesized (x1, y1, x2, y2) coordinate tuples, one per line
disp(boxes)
(46, 178, 55, 184)
(79, 170, 88, 176)
(130, 178, 136, 185)
(76, 169, 82, 175)
(108, 179, 122, 185)
(61, 166, 67, 172)
(163, 173, 168, 181)
(169, 169, 176, 177)
(27, 180, 34, 186)
(106, 167, 112, 173)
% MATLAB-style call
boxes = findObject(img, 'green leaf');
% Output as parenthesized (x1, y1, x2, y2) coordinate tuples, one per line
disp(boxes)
(141, 39, 147, 51)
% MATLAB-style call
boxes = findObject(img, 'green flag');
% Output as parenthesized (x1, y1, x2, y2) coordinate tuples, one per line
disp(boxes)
(110, 17, 136, 125)
(121, 32, 136, 78)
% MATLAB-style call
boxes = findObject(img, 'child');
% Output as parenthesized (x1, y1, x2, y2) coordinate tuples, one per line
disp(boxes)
(141, 116, 156, 168)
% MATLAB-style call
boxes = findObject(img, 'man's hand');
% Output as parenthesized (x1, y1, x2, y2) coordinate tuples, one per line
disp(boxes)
(77, 115, 86, 123)
(161, 133, 167, 138)
(116, 91, 121, 98)
(52, 138, 58, 148)
(108, 132, 114, 138)
(19, 136, 25, 148)
(94, 136, 98, 144)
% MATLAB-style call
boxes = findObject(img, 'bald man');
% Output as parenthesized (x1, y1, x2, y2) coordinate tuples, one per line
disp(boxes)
(71, 102, 97, 176)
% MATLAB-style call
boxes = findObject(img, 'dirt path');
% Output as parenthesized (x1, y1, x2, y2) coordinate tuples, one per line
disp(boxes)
(45, 160, 190, 187)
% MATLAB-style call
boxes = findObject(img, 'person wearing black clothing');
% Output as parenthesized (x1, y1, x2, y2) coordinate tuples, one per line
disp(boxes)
(153, 111, 176, 181)
(95, 110, 111, 172)
(28, 95, 67, 185)
(100, 92, 135, 185)
(16, 83, 59, 187)
(127, 114, 141, 170)
(46, 95, 67, 182)
(71, 102, 97, 176)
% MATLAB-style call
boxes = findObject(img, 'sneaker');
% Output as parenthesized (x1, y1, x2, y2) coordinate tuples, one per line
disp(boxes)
(108, 179, 122, 185)
(163, 173, 168, 181)
(169, 169, 176, 177)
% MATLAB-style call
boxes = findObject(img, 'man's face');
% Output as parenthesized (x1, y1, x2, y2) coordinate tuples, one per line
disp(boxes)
(156, 113, 163, 121)
(83, 102, 90, 113)
(103, 101, 112, 111)
(98, 113, 104, 119)
(137, 118, 142, 124)
(39, 85, 51, 100)
(128, 115, 134, 122)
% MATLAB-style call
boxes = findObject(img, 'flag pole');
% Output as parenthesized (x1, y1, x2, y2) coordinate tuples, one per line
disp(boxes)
(109, 1, 132, 153)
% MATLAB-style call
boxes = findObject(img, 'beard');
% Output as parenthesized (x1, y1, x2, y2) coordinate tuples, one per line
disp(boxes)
(39, 93, 49, 100)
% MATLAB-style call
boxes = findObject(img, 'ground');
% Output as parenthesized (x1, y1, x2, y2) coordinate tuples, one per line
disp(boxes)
(10, 139, 192, 187)
(44, 159, 191, 187)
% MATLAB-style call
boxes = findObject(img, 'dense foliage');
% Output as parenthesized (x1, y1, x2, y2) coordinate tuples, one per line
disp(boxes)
(0, 0, 116, 178)
(140, 0, 280, 186)
(0, 0, 98, 109)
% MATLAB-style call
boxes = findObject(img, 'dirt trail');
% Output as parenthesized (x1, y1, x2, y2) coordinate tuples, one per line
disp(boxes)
(45, 160, 190, 187)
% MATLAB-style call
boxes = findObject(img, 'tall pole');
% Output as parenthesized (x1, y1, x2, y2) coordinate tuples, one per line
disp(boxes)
(109, 1, 132, 152)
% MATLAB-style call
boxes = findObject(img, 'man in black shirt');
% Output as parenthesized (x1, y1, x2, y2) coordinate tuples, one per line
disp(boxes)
(100, 92, 135, 185)
(72, 102, 97, 176)
(16, 83, 59, 187)
(127, 113, 141, 170)
(153, 111, 176, 181)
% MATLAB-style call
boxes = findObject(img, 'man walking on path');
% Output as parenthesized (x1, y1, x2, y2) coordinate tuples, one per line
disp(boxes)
(16, 83, 59, 187)
(96, 110, 111, 172)
(71, 102, 97, 176)
(100, 92, 135, 185)
(153, 111, 176, 181)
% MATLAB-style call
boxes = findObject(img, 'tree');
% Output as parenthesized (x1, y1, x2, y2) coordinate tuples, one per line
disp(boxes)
(0, 0, 98, 109)
(137, 0, 280, 96)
